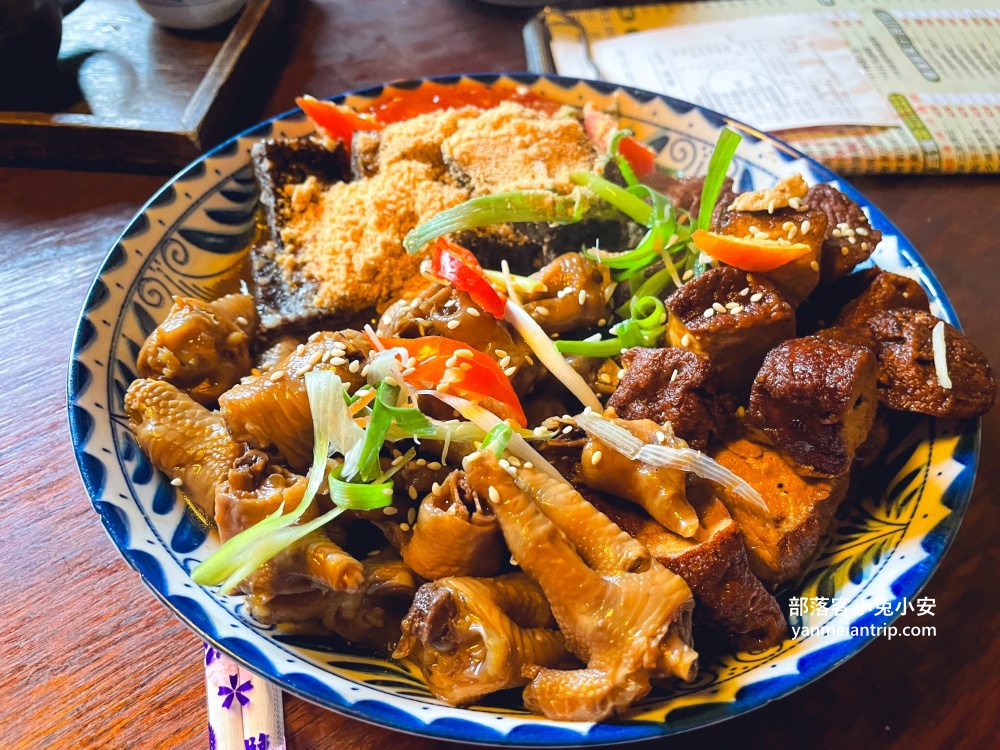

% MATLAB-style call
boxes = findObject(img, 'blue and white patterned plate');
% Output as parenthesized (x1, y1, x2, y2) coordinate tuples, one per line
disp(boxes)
(68, 74, 979, 746)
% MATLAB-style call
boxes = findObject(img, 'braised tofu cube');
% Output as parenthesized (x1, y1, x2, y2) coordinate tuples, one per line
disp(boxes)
(710, 437, 850, 589)
(746, 335, 878, 477)
(665, 266, 795, 395)
(865, 308, 996, 419)
(607, 347, 729, 450)
(805, 183, 881, 284)
(834, 268, 930, 328)
(711, 202, 828, 307)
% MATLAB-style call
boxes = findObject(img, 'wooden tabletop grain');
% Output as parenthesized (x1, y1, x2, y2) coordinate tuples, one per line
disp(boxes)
(2, 1, 998, 748)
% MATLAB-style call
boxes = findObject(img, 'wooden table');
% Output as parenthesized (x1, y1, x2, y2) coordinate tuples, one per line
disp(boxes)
(2, 1, 998, 747)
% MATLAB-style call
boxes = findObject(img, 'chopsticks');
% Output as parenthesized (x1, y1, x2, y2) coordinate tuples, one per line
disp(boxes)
(204, 642, 286, 749)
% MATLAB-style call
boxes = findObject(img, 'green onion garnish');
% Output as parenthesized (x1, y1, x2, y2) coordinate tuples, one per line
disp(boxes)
(696, 127, 742, 232)
(569, 172, 652, 226)
(403, 190, 618, 254)
(481, 423, 513, 457)
(328, 465, 394, 511)
(608, 129, 639, 187)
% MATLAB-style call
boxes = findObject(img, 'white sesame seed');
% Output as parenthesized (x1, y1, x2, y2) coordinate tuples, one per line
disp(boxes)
(591, 450, 603, 465)
(680, 334, 691, 347)
(508, 456, 521, 467)
(407, 486, 417, 500)
(781, 221, 794, 231)
(446, 319, 460, 329)
(308, 351, 323, 366)
(598, 318, 607, 326)
(754, 231, 770, 241)
(427, 461, 442, 470)
(848, 236, 857, 245)
(445, 356, 459, 368)
(713, 302, 726, 313)
(385, 376, 399, 387)
(670, 369, 679, 382)
(788, 197, 801, 209)
(295, 344, 307, 356)
(655, 431, 666, 443)
(750, 292, 763, 303)
(617, 369, 625, 379)
(562, 425, 573, 434)
(401, 367, 416, 377)
(430, 480, 439, 492)
(856, 227, 869, 236)
(170, 477, 183, 487)
(330, 357, 347, 367)
(506, 466, 517, 477)
(456, 348, 474, 359)
(400, 522, 410, 532)
(810, 260, 820, 272)
(466, 307, 481, 317)
(801, 220, 811, 235)
(407, 508, 417, 525)
(268, 370, 285, 382)
(361, 364, 370, 377)
(488, 486, 500, 503)
(383, 506, 398, 516)
(730, 304, 744, 315)
(861, 242, 869, 251)
(832, 228, 842, 238)
(459, 362, 472, 371)
(494, 349, 507, 359)
(598, 372, 611, 384)
(578, 289, 587, 306)
(435, 383, 449, 392)
(235, 316, 249, 326)
(523, 461, 533, 469)
(504, 366, 516, 377)
(382, 487, 393, 496)
(349, 360, 360, 373)
(740, 287, 750, 296)
(391, 453, 406, 466)
(498, 355, 511, 368)
(787, 225, 798, 241)
(725, 301, 738, 310)
(294, 366, 311, 380)
(748, 225, 760, 235)
(535, 306, 549, 316)
(682, 269, 694, 281)
(308, 332, 321, 342)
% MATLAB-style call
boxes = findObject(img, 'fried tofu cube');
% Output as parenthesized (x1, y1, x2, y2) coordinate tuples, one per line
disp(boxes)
(806, 183, 881, 284)
(746, 335, 878, 477)
(711, 437, 850, 589)
(665, 266, 795, 396)
(834, 268, 930, 328)
(711, 200, 828, 306)
(607, 347, 729, 450)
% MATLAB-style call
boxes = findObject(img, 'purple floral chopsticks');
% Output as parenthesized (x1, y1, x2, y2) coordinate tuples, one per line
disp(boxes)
(204, 643, 286, 749)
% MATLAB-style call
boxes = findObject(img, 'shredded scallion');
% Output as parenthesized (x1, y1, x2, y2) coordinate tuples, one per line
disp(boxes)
(696, 128, 742, 232)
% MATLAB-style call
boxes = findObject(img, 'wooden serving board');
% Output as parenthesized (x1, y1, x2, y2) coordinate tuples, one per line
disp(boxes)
(0, 0, 291, 172)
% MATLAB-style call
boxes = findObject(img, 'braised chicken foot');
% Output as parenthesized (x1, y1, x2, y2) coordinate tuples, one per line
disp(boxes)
(464, 452, 697, 722)
(394, 574, 572, 705)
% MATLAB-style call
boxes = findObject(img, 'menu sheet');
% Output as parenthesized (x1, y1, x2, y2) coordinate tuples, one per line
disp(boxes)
(530, 0, 1000, 174)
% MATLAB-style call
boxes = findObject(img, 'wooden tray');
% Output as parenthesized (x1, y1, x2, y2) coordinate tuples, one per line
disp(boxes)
(0, 0, 291, 172)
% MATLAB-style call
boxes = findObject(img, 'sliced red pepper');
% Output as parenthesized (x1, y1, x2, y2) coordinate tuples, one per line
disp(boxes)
(296, 96, 384, 151)
(582, 102, 658, 178)
(691, 229, 812, 273)
(369, 333, 526, 427)
(616, 137, 658, 178)
(431, 238, 507, 318)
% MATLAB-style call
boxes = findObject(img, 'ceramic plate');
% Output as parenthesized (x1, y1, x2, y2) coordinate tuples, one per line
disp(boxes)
(68, 74, 979, 746)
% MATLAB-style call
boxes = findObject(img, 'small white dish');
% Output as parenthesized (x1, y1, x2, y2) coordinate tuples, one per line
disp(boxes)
(135, 0, 247, 30)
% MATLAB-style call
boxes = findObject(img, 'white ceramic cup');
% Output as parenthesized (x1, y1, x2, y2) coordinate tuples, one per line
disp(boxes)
(135, 0, 248, 30)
